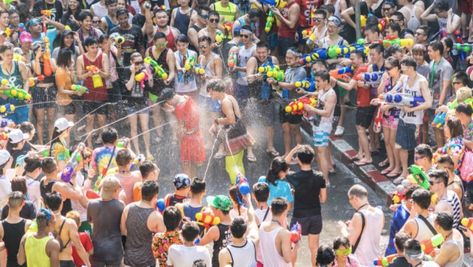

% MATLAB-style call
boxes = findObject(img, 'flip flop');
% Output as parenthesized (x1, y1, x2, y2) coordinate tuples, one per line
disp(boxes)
(386, 171, 402, 178)
(352, 155, 362, 161)
(214, 151, 226, 159)
(355, 159, 373, 166)
(247, 154, 257, 162)
(266, 148, 280, 157)
(378, 160, 389, 168)
(381, 168, 393, 175)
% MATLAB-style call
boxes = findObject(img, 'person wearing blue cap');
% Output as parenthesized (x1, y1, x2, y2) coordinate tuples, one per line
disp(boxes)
(163, 173, 191, 207)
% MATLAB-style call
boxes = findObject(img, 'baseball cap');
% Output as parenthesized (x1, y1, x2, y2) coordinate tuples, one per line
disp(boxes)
(8, 129, 28, 144)
(54, 118, 74, 132)
(19, 32, 33, 44)
(26, 18, 41, 30)
(0, 150, 10, 166)
(206, 195, 232, 211)
(173, 173, 191, 189)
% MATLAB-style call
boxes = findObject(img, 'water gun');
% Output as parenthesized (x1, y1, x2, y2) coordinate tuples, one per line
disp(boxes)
(41, 10, 53, 17)
(4, 28, 11, 38)
(70, 84, 88, 95)
(408, 165, 430, 190)
(354, 71, 384, 84)
(223, 22, 233, 39)
(194, 64, 205, 75)
(196, 210, 220, 229)
(421, 234, 444, 254)
(135, 71, 149, 88)
(42, 37, 53, 77)
(259, 0, 287, 8)
(258, 63, 285, 81)
(447, 98, 473, 110)
(290, 222, 301, 243)
(60, 143, 84, 183)
(373, 254, 397, 267)
(184, 55, 196, 72)
(378, 18, 388, 32)
(109, 32, 125, 45)
(86, 189, 100, 199)
(228, 52, 238, 68)
(432, 112, 446, 128)
(156, 198, 165, 213)
(294, 80, 312, 90)
(0, 132, 8, 140)
(27, 75, 45, 87)
(236, 173, 250, 195)
(144, 56, 169, 80)
(265, 11, 275, 33)
(382, 38, 414, 48)
(454, 43, 473, 53)
(284, 96, 317, 115)
(329, 66, 353, 79)
(301, 28, 316, 46)
(215, 30, 225, 45)
(86, 65, 99, 73)
(373, 104, 383, 133)
(327, 45, 355, 59)
(391, 185, 406, 204)
(461, 218, 473, 231)
(360, 15, 367, 28)
(384, 93, 425, 107)
(130, 154, 145, 170)
(0, 103, 15, 115)
(1, 85, 32, 101)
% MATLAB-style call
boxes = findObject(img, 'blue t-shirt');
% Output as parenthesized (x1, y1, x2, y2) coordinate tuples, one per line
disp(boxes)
(385, 204, 410, 256)
(258, 176, 294, 204)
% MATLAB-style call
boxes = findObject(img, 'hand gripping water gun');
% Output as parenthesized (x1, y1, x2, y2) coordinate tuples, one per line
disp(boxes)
(196, 210, 220, 229)
(454, 43, 473, 60)
(41, 10, 53, 17)
(1, 84, 32, 101)
(329, 66, 353, 79)
(301, 29, 316, 46)
(86, 65, 99, 73)
(27, 75, 45, 87)
(109, 32, 125, 45)
(135, 71, 149, 88)
(461, 218, 473, 231)
(236, 173, 250, 195)
(70, 84, 88, 95)
(42, 37, 53, 77)
(184, 55, 196, 72)
(299, 48, 330, 64)
(382, 38, 414, 48)
(194, 64, 205, 75)
(223, 21, 233, 39)
(354, 71, 384, 84)
(432, 112, 447, 128)
(294, 80, 312, 91)
(144, 56, 169, 80)
(373, 254, 397, 267)
(265, 11, 275, 33)
(373, 104, 384, 133)
(384, 93, 425, 107)
(4, 27, 11, 38)
(0, 103, 15, 115)
(290, 222, 302, 243)
(259, 0, 287, 8)
(407, 165, 430, 190)
(284, 96, 317, 115)
(215, 30, 225, 45)
(228, 51, 238, 68)
(60, 143, 84, 183)
(421, 234, 444, 255)
(258, 64, 285, 81)
(156, 198, 165, 213)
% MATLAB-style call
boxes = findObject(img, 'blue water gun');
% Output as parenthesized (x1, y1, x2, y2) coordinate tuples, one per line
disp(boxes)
(60, 143, 85, 183)
(259, 0, 287, 8)
(432, 112, 447, 128)
(384, 93, 425, 107)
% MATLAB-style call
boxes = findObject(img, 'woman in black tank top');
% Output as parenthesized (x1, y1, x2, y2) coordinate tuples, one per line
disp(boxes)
(2, 219, 26, 267)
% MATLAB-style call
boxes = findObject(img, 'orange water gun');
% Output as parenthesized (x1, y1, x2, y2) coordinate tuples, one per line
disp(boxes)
(42, 37, 52, 77)
(28, 75, 45, 87)
(461, 218, 473, 231)
(41, 10, 53, 17)
(195, 210, 220, 229)
(86, 65, 99, 73)
(284, 96, 317, 115)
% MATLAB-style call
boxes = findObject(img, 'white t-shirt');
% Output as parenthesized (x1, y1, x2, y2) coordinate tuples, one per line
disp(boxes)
(0, 175, 11, 208)
(25, 177, 41, 209)
(166, 244, 211, 267)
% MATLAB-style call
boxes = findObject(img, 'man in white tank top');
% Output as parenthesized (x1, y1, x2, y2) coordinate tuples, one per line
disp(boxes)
(259, 198, 299, 267)
(433, 213, 464, 267)
(395, 58, 432, 180)
(401, 188, 436, 243)
(339, 185, 384, 266)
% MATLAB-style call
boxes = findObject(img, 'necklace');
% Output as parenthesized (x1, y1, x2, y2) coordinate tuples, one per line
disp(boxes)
(356, 203, 369, 212)
(271, 219, 281, 226)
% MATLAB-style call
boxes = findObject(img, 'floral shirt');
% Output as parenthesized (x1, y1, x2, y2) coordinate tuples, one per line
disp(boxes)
(464, 121, 473, 141)
(151, 230, 182, 267)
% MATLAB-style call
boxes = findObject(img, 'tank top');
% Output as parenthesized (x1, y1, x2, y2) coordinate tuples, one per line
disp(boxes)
(183, 203, 203, 221)
(165, 193, 187, 207)
(147, 47, 172, 95)
(124, 204, 155, 266)
(406, 6, 421, 31)
(227, 240, 257, 267)
(0, 61, 23, 88)
(104, 16, 118, 34)
(354, 207, 383, 266)
(38, 61, 55, 84)
(250, 57, 273, 100)
(212, 223, 232, 267)
(258, 225, 291, 267)
(174, 8, 192, 35)
(25, 234, 53, 267)
(399, 74, 425, 125)
(317, 88, 336, 126)
(166, 28, 176, 50)
(82, 52, 108, 102)
(2, 219, 26, 267)
(199, 52, 218, 95)
(40, 179, 72, 216)
(413, 215, 435, 242)
(444, 230, 464, 267)
(236, 44, 256, 85)
(174, 50, 198, 93)
(278, 1, 297, 38)
(213, 1, 238, 23)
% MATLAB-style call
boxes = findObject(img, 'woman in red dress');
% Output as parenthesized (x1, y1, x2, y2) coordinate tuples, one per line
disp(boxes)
(160, 88, 206, 177)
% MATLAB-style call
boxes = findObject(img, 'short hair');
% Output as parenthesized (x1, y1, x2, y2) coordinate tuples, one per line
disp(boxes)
(256, 41, 270, 50)
(207, 79, 225, 92)
(435, 212, 453, 231)
(428, 168, 449, 187)
(77, 11, 93, 21)
(446, 117, 464, 138)
(348, 184, 368, 199)
(139, 161, 157, 178)
(153, 31, 167, 41)
(436, 154, 454, 170)
(401, 57, 417, 70)
(11, 177, 27, 195)
(414, 144, 433, 161)
(452, 72, 469, 86)
(66, 210, 81, 227)
(365, 23, 380, 34)
(429, 41, 444, 56)
(418, 25, 429, 34)
(320, 4, 335, 16)
(248, 8, 261, 18)
(314, 9, 327, 19)
(271, 197, 288, 216)
(316, 245, 335, 265)
(333, 236, 350, 250)
(435, 1, 449, 12)
(315, 70, 330, 83)
(392, 11, 405, 22)
(163, 206, 182, 231)
(387, 22, 401, 34)
(41, 157, 57, 174)
(141, 180, 159, 201)
(403, 239, 422, 256)
(253, 182, 269, 202)
(101, 128, 118, 144)
(44, 192, 63, 212)
(36, 208, 53, 229)
(0, 44, 12, 54)
(456, 103, 473, 116)
(84, 37, 98, 47)
(296, 144, 315, 164)
(442, 37, 453, 51)
(394, 232, 410, 251)
(412, 44, 426, 54)
(230, 217, 247, 238)
(190, 177, 206, 195)
(105, 0, 117, 5)
(385, 56, 400, 69)
(198, 35, 211, 45)
(19, 122, 35, 135)
(369, 43, 384, 55)
(411, 188, 431, 209)
(8, 191, 24, 210)
(116, 8, 128, 17)
(208, 10, 219, 19)
(116, 149, 132, 167)
(181, 221, 200, 242)
(405, 186, 419, 200)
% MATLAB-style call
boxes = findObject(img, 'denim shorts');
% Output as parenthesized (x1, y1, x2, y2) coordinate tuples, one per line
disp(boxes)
(396, 119, 417, 150)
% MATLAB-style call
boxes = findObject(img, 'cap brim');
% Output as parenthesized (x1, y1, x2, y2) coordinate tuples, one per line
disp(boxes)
(206, 196, 216, 207)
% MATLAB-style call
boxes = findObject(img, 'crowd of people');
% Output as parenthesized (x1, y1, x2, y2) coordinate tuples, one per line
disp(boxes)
(0, 0, 471, 266)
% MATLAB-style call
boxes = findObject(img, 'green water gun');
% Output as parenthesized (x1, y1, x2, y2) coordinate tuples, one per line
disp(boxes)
(144, 56, 168, 80)
(265, 11, 274, 33)
(447, 97, 473, 110)
(408, 165, 430, 190)
(184, 55, 196, 72)
(70, 84, 88, 95)
(454, 43, 473, 53)
(1, 85, 32, 101)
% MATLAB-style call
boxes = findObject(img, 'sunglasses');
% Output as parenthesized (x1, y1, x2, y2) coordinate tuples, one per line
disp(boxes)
(199, 45, 208, 49)
(314, 18, 324, 22)
(240, 34, 250, 38)
(93, 20, 100, 23)
(209, 18, 219, 23)
(134, 61, 144, 65)
(201, 14, 209, 19)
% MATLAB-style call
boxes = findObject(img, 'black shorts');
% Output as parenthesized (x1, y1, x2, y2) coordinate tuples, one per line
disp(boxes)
(278, 37, 296, 58)
(58, 103, 75, 115)
(124, 97, 148, 114)
(32, 86, 57, 109)
(59, 260, 75, 267)
(291, 214, 322, 235)
(396, 119, 417, 150)
(355, 106, 376, 129)
(83, 101, 108, 115)
(279, 102, 302, 125)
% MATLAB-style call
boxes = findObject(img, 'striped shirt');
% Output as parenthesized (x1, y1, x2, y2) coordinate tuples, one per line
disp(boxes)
(435, 190, 462, 228)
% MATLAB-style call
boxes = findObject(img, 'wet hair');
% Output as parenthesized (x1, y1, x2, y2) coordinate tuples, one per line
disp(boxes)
(77, 10, 93, 21)
(316, 245, 335, 265)
(435, 212, 453, 231)
(256, 41, 270, 50)
(435, 1, 449, 12)
(230, 217, 247, 238)
(141, 180, 159, 201)
(271, 197, 288, 216)
(348, 184, 368, 199)
(429, 168, 449, 186)
(429, 41, 444, 55)
(24, 155, 42, 173)
(176, 34, 189, 44)
(436, 154, 454, 171)
(404, 239, 422, 258)
(158, 88, 176, 104)
(190, 177, 206, 195)
(11, 177, 27, 195)
(116, 149, 132, 167)
(315, 71, 330, 82)
(198, 35, 211, 45)
(391, 11, 405, 22)
(163, 206, 182, 231)
(387, 22, 401, 35)
(116, 8, 128, 17)
(8, 191, 24, 210)
(207, 79, 225, 92)
(414, 144, 433, 161)
(139, 161, 157, 178)
(314, 9, 327, 19)
(229, 185, 243, 216)
(105, 0, 117, 5)
(44, 192, 63, 212)
(41, 157, 57, 174)
(19, 122, 34, 136)
(401, 57, 417, 71)
(101, 128, 118, 144)
(181, 221, 200, 242)
(446, 117, 463, 138)
(456, 103, 473, 116)
(153, 31, 167, 41)
(296, 145, 315, 164)
(208, 10, 219, 19)
(333, 237, 350, 250)
(394, 232, 410, 251)
(58, 31, 76, 51)
(83, 37, 98, 48)
(411, 188, 431, 209)
(253, 182, 269, 202)
(57, 48, 73, 68)
(369, 43, 384, 55)
(266, 157, 288, 185)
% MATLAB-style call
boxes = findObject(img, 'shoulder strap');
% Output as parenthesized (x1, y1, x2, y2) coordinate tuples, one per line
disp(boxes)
(101, 146, 116, 177)
(352, 211, 365, 253)
(262, 207, 270, 222)
(57, 218, 71, 251)
(418, 214, 437, 236)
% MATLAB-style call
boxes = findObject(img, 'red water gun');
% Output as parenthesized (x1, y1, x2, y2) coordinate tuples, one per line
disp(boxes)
(290, 222, 301, 243)
(421, 234, 444, 255)
(86, 65, 99, 74)
(42, 37, 53, 77)
(196, 210, 220, 229)
(329, 66, 353, 79)
(373, 254, 397, 266)
(284, 96, 317, 115)
(373, 104, 383, 133)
